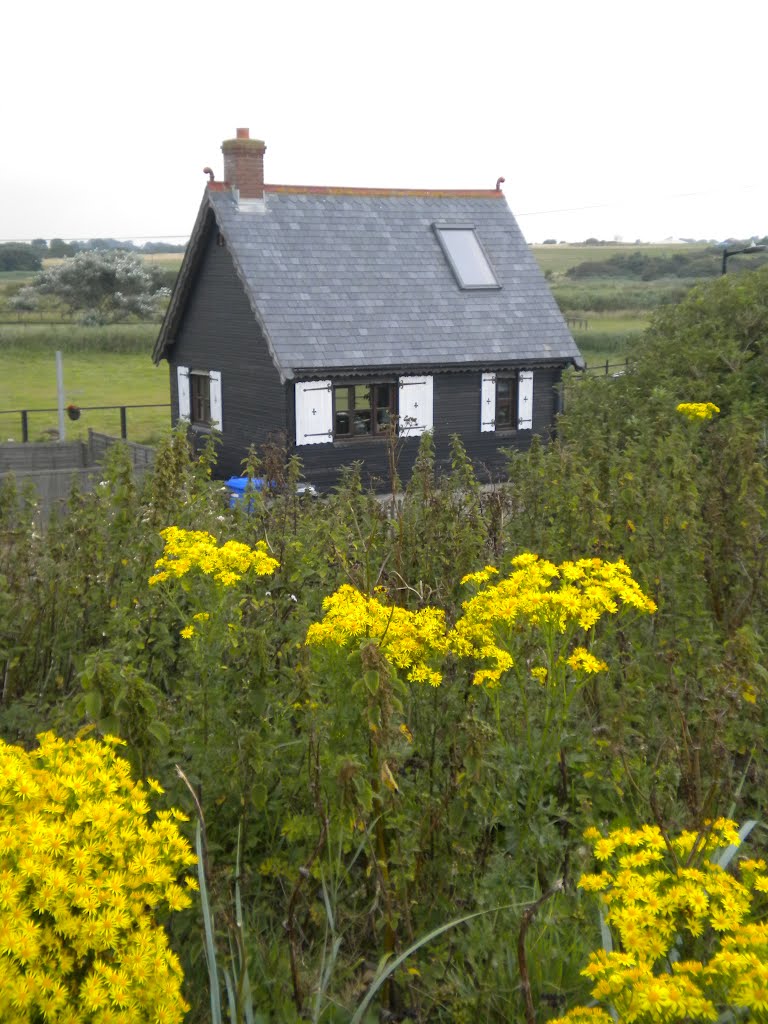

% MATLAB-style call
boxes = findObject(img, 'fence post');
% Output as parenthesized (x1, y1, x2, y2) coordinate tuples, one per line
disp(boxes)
(21, 411, 29, 443)
(605, 361, 609, 376)
(120, 407, 127, 440)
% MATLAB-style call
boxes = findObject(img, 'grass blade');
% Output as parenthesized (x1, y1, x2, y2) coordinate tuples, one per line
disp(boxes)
(350, 901, 524, 1024)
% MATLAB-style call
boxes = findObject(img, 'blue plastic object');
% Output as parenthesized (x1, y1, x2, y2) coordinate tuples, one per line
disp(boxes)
(225, 476, 265, 509)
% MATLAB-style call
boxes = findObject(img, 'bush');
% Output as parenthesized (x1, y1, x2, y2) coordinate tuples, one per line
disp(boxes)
(9, 250, 170, 324)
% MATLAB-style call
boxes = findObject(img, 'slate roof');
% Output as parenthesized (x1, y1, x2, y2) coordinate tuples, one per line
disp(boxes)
(155, 184, 583, 379)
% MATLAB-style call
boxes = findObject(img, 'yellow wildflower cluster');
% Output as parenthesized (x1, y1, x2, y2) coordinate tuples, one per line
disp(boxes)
(450, 554, 656, 686)
(304, 555, 655, 689)
(0, 732, 197, 1023)
(553, 820, 768, 1024)
(149, 526, 279, 588)
(676, 402, 720, 421)
(305, 584, 448, 686)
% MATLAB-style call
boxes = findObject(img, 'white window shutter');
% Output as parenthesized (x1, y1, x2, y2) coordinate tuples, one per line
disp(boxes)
(518, 370, 534, 429)
(481, 373, 496, 432)
(177, 365, 190, 421)
(295, 381, 333, 445)
(398, 376, 433, 436)
(209, 371, 223, 431)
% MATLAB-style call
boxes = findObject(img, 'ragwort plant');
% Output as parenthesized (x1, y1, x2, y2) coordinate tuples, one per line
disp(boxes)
(301, 551, 657, 1016)
(553, 819, 768, 1023)
(0, 731, 196, 1023)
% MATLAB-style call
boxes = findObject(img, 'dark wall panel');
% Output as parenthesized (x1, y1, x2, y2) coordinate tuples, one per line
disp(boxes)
(294, 367, 564, 492)
(169, 226, 287, 479)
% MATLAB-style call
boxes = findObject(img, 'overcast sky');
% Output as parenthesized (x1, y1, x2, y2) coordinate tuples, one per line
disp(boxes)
(3, 0, 766, 245)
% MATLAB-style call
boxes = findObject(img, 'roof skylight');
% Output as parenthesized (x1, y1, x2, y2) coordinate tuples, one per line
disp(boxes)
(433, 225, 499, 289)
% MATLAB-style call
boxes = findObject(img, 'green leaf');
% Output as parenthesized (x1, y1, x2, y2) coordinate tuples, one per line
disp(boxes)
(364, 670, 379, 695)
(350, 901, 525, 1024)
(147, 720, 170, 745)
(98, 715, 119, 736)
(251, 784, 268, 812)
(83, 690, 102, 719)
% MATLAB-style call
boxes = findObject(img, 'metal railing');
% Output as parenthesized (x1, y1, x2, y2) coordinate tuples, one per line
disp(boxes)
(579, 359, 631, 377)
(0, 404, 170, 442)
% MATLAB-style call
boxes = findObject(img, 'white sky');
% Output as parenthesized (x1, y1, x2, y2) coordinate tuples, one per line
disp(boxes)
(3, 0, 767, 244)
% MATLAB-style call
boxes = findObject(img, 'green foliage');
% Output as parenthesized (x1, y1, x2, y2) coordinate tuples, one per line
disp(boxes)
(564, 248, 729, 281)
(0, 243, 42, 272)
(3, 268, 768, 1020)
(10, 249, 170, 324)
(553, 279, 692, 313)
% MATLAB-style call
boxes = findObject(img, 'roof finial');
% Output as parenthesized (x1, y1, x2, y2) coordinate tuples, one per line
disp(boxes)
(203, 167, 215, 182)
(495, 176, 505, 191)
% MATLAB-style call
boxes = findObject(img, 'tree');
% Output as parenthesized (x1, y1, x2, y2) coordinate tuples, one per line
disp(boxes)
(9, 249, 170, 324)
(48, 238, 75, 258)
(0, 243, 42, 272)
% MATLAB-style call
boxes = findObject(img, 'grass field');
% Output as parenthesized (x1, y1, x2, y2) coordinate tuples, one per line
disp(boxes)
(530, 242, 710, 276)
(0, 346, 170, 444)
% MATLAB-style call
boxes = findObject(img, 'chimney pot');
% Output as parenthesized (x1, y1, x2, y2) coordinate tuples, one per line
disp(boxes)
(236, 127, 249, 140)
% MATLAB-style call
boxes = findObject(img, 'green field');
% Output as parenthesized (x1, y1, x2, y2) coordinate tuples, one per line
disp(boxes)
(529, 241, 711, 275)
(0, 345, 170, 444)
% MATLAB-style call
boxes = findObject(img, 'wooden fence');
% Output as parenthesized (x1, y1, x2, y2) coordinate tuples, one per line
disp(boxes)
(0, 431, 156, 522)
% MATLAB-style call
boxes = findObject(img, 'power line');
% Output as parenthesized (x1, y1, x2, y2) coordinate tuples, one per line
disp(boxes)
(1, 182, 765, 241)
(517, 183, 765, 220)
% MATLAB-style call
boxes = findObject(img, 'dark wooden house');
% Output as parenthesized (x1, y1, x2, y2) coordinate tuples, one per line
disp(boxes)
(153, 129, 583, 490)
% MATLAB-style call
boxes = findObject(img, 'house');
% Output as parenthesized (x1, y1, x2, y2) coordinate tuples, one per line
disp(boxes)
(152, 129, 583, 490)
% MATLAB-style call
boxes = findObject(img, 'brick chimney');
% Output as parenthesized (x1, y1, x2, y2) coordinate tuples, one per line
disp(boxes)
(221, 128, 266, 199)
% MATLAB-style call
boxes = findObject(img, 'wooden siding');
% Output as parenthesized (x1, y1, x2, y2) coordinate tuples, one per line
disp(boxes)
(168, 221, 287, 479)
(291, 366, 564, 492)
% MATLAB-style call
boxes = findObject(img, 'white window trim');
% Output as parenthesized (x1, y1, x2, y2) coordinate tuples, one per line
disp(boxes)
(398, 375, 433, 437)
(209, 370, 223, 431)
(480, 370, 534, 432)
(295, 380, 333, 445)
(178, 366, 222, 429)
(481, 372, 496, 432)
(177, 365, 191, 422)
(518, 370, 533, 430)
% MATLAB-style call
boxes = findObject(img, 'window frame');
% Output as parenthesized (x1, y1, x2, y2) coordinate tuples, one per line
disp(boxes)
(481, 370, 533, 433)
(493, 373, 518, 430)
(177, 366, 222, 431)
(432, 223, 501, 290)
(333, 381, 397, 440)
(190, 371, 212, 427)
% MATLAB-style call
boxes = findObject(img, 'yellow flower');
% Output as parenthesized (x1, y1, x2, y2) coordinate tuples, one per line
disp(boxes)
(305, 585, 448, 686)
(676, 401, 720, 420)
(0, 733, 194, 1023)
(567, 647, 608, 675)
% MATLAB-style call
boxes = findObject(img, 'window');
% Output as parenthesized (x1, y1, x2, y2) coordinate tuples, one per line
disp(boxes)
(433, 225, 499, 289)
(494, 375, 517, 429)
(334, 383, 396, 438)
(177, 366, 222, 430)
(190, 372, 211, 425)
(481, 371, 533, 431)
(294, 377, 433, 446)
